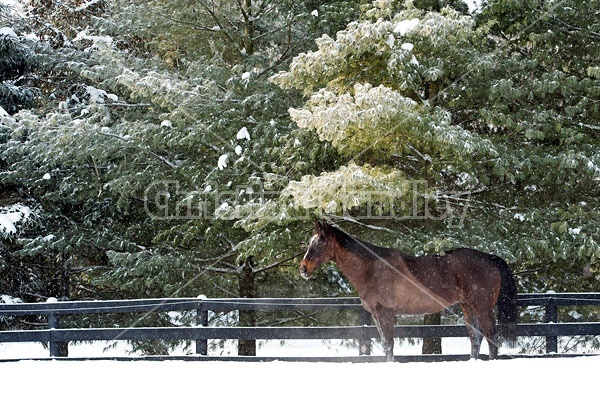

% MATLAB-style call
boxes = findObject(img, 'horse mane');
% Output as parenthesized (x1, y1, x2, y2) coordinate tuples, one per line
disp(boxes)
(327, 224, 398, 261)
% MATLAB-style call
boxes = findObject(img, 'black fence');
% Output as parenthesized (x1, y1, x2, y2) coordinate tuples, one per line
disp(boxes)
(1, 293, 600, 362)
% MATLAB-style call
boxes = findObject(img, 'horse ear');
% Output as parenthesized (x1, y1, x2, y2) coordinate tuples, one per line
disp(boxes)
(315, 219, 329, 236)
(315, 219, 323, 234)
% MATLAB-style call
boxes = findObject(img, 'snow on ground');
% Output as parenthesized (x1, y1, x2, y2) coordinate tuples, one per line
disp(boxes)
(1, 339, 598, 398)
(0, 337, 494, 359)
(1, 353, 597, 398)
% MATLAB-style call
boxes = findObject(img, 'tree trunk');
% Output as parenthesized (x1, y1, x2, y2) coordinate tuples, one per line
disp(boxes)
(422, 312, 442, 354)
(421, 79, 442, 355)
(241, 0, 254, 55)
(238, 256, 256, 356)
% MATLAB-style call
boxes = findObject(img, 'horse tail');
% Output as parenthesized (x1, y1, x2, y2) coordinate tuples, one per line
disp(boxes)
(496, 258, 518, 347)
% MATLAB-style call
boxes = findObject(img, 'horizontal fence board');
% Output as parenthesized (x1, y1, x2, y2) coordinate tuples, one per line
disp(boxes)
(518, 322, 600, 336)
(3, 323, 600, 344)
(517, 293, 600, 307)
(0, 330, 50, 343)
(203, 299, 363, 312)
(0, 298, 202, 316)
(0, 297, 366, 315)
(3, 294, 600, 316)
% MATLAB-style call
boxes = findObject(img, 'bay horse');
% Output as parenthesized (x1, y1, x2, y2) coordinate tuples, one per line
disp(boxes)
(300, 220, 518, 361)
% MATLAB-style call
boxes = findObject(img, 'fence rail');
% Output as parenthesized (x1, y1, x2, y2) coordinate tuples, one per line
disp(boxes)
(1, 293, 600, 361)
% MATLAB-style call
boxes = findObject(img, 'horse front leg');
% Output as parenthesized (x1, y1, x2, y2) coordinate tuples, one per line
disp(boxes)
(372, 306, 396, 362)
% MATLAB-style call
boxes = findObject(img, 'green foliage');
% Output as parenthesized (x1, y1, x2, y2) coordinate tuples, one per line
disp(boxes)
(1, 0, 599, 349)
(0, 0, 368, 312)
(259, 0, 600, 294)
(0, 18, 38, 114)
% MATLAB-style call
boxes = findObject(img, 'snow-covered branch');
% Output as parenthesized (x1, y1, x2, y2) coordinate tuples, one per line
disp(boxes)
(0, 204, 33, 239)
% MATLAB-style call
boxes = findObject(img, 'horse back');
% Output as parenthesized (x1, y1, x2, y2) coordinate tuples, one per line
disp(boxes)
(407, 248, 503, 304)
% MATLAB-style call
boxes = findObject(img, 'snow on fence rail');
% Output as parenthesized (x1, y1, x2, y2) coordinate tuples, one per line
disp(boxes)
(1, 293, 600, 360)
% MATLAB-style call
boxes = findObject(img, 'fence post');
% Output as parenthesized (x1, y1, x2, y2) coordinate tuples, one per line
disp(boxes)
(545, 296, 558, 353)
(46, 297, 63, 357)
(358, 308, 372, 355)
(196, 295, 208, 355)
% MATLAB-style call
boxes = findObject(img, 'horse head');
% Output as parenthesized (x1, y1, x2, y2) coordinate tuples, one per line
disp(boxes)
(299, 219, 335, 279)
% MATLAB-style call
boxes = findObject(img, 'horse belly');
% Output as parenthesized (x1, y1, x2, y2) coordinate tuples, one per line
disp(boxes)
(393, 293, 449, 314)
(390, 282, 452, 315)
(364, 262, 456, 315)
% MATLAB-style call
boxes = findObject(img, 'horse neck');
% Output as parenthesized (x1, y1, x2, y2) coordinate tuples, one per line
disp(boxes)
(330, 240, 375, 292)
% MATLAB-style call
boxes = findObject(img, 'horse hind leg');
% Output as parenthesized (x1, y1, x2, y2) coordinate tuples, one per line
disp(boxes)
(479, 310, 499, 360)
(487, 335, 499, 360)
(461, 306, 483, 359)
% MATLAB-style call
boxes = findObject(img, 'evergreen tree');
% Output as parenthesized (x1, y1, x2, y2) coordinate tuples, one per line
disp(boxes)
(237, 0, 600, 295)
(71, 0, 366, 301)
(0, 3, 37, 115)
(471, 0, 600, 291)
(0, 0, 367, 353)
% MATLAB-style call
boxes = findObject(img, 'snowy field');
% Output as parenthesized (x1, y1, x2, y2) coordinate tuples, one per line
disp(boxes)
(1, 340, 598, 398)
(3, 356, 598, 398)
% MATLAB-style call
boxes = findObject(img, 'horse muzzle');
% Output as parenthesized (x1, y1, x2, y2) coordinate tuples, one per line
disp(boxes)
(299, 261, 313, 280)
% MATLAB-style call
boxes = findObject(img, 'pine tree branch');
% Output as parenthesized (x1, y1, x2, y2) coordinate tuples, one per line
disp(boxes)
(328, 215, 397, 234)
(204, 266, 238, 274)
(254, 0, 274, 19)
(198, 0, 241, 53)
(550, 17, 600, 39)
(104, 102, 151, 108)
(579, 122, 600, 131)
(268, 311, 320, 326)
(90, 155, 102, 197)
(236, 0, 249, 21)
(97, 131, 177, 169)
(256, 17, 294, 79)
(253, 251, 304, 274)
(513, 268, 544, 276)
